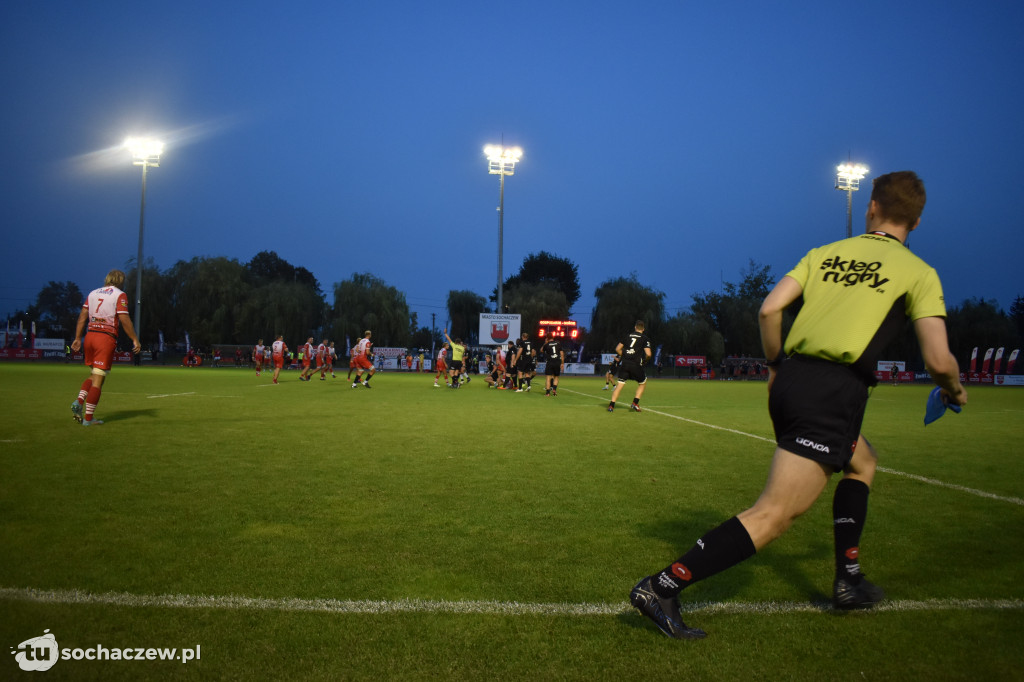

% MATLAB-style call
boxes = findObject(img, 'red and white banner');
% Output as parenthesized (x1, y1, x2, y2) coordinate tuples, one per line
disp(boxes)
(969, 347, 978, 372)
(674, 355, 708, 366)
(993, 347, 1005, 374)
(1007, 349, 1020, 374)
(981, 348, 994, 374)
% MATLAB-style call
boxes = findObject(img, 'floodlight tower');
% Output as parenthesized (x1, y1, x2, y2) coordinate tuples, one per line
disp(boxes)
(484, 144, 523, 314)
(835, 162, 869, 238)
(126, 137, 164, 341)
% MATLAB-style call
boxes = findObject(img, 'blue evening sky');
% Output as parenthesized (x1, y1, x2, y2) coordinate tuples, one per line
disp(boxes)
(2, 1, 1021, 333)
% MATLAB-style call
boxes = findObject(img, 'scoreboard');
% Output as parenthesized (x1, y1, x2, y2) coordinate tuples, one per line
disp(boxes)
(537, 319, 578, 340)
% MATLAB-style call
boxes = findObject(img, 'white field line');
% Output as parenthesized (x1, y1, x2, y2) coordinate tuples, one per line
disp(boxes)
(1, 587, 1021, 617)
(562, 388, 1024, 506)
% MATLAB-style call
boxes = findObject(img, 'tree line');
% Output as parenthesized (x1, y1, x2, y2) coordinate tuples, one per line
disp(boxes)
(11, 250, 1024, 369)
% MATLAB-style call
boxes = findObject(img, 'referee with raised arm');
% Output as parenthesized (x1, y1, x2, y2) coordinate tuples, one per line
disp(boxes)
(629, 170, 968, 640)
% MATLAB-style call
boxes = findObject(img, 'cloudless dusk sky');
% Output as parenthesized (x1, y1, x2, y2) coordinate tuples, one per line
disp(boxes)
(2, 1, 1022, 335)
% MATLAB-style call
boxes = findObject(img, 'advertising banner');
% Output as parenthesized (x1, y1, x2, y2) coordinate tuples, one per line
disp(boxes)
(479, 314, 520, 345)
(33, 338, 65, 350)
(674, 355, 708, 366)
(563, 362, 595, 375)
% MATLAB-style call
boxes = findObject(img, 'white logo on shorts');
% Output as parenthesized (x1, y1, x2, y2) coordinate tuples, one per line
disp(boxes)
(796, 437, 830, 454)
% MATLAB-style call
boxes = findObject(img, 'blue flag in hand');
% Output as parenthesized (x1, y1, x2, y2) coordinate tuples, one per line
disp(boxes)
(924, 386, 962, 425)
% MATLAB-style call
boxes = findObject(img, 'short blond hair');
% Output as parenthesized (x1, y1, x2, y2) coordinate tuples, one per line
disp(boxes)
(104, 269, 126, 288)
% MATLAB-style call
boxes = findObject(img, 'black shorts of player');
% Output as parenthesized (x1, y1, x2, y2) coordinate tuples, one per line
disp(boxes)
(768, 354, 869, 473)
(617, 363, 646, 384)
(545, 361, 561, 377)
(450, 360, 463, 372)
(516, 359, 534, 374)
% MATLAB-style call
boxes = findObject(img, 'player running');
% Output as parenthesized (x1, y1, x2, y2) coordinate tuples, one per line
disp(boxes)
(351, 330, 376, 388)
(603, 354, 621, 390)
(296, 337, 315, 381)
(271, 335, 288, 384)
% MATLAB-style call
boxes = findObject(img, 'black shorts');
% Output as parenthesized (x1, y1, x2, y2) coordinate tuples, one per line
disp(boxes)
(516, 359, 534, 374)
(450, 360, 463, 371)
(545, 361, 561, 377)
(768, 355, 869, 472)
(617, 363, 646, 384)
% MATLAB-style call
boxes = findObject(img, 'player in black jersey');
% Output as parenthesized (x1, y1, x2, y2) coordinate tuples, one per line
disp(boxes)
(603, 355, 621, 390)
(541, 336, 565, 396)
(512, 332, 536, 392)
(630, 171, 968, 640)
(608, 321, 651, 412)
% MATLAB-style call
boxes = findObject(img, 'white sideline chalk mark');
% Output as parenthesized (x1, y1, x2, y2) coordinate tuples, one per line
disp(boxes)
(876, 467, 1024, 506)
(563, 388, 1023, 506)
(147, 392, 196, 399)
(1, 587, 1021, 617)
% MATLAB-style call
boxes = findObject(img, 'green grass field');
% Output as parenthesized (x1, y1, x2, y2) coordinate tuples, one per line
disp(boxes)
(2, 363, 1022, 680)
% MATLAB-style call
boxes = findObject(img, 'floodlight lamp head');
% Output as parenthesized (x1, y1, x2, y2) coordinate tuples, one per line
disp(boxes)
(835, 162, 868, 191)
(125, 137, 164, 166)
(485, 144, 523, 175)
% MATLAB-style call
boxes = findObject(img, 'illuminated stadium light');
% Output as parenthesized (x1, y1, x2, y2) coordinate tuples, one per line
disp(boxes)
(125, 137, 165, 166)
(125, 137, 164, 340)
(835, 161, 868, 238)
(484, 144, 524, 314)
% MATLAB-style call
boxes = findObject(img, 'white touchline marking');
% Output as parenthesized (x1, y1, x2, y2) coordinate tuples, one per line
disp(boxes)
(562, 388, 1024, 506)
(147, 392, 197, 399)
(1, 587, 1020, 617)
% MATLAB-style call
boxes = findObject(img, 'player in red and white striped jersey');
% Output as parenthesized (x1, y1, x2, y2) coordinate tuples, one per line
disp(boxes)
(69, 269, 141, 426)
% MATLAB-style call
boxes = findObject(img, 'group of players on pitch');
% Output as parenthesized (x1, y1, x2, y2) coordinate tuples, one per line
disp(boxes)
(434, 328, 574, 397)
(249, 331, 377, 388)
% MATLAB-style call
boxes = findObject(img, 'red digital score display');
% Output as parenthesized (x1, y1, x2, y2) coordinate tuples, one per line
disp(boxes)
(537, 319, 578, 339)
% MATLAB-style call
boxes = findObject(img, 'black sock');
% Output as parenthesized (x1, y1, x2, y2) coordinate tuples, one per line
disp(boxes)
(833, 478, 870, 583)
(652, 516, 757, 598)
(633, 397, 640, 406)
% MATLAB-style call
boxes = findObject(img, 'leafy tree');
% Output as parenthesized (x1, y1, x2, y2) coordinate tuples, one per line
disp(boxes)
(661, 312, 725, 365)
(446, 289, 487, 342)
(123, 258, 169, 346)
(410, 326, 440, 350)
(331, 273, 411, 347)
(590, 274, 665, 352)
(247, 251, 322, 295)
(167, 257, 252, 346)
(498, 251, 581, 310)
(1011, 295, 1024, 342)
(945, 297, 1020, 369)
(691, 260, 775, 357)
(503, 282, 569, 340)
(239, 279, 326, 346)
(26, 280, 83, 339)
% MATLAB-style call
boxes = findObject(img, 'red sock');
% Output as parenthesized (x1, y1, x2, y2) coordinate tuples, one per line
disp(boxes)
(84, 385, 102, 420)
(78, 379, 92, 403)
